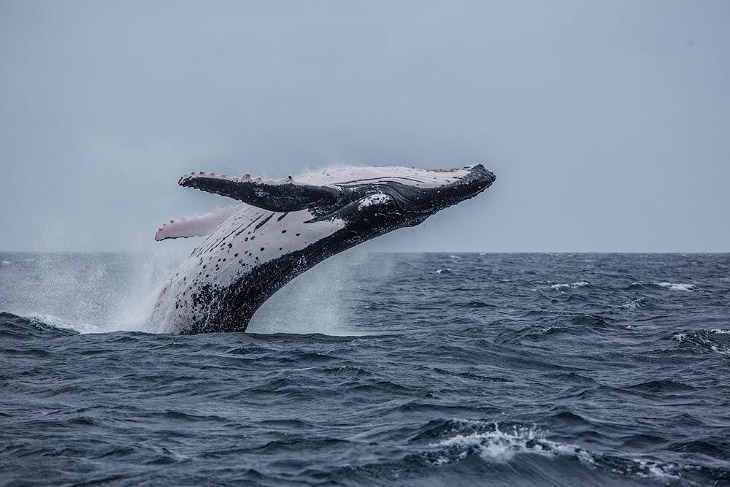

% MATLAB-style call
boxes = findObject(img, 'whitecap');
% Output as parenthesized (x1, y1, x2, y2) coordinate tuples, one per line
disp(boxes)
(1, 260, 10, 265)
(428, 421, 683, 481)
(550, 281, 589, 291)
(430, 423, 594, 465)
(635, 459, 682, 481)
(621, 297, 646, 310)
(674, 330, 730, 355)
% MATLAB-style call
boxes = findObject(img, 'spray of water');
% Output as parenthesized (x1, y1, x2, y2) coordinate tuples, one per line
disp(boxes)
(3, 245, 391, 336)
(4, 250, 184, 334)
(247, 247, 370, 336)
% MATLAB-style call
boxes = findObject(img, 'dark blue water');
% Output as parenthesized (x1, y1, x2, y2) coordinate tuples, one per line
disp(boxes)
(1, 253, 729, 486)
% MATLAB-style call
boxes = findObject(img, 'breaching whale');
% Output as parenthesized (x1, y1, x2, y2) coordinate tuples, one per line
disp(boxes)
(152, 165, 495, 334)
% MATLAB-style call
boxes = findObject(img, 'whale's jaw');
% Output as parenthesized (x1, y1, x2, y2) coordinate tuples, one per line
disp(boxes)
(152, 164, 495, 334)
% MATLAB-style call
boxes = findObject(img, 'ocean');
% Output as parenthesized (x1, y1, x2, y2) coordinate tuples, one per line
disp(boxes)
(1, 252, 728, 486)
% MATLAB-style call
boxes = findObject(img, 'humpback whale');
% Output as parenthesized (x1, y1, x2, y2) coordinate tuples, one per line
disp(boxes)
(152, 164, 495, 334)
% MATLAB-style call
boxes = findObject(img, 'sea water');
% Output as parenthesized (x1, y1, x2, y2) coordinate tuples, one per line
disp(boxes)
(1, 253, 728, 486)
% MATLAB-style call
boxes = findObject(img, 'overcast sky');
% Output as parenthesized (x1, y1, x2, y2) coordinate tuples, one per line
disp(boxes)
(1, 0, 728, 252)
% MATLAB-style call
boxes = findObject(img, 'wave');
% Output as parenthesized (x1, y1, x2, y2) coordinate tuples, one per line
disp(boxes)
(0, 310, 153, 337)
(455, 300, 495, 309)
(627, 281, 698, 292)
(25, 314, 101, 334)
(626, 379, 696, 393)
(0, 312, 77, 339)
(656, 282, 695, 292)
(7, 311, 151, 335)
(497, 314, 616, 344)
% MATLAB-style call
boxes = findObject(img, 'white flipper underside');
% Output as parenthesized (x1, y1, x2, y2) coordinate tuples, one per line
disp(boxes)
(155, 204, 242, 241)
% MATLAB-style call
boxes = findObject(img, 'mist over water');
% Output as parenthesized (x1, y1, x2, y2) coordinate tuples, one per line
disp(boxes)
(2, 252, 729, 486)
(250, 245, 396, 336)
(0, 251, 184, 333)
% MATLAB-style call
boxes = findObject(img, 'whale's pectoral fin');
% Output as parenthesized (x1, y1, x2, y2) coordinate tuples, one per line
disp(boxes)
(178, 172, 340, 212)
(155, 204, 242, 241)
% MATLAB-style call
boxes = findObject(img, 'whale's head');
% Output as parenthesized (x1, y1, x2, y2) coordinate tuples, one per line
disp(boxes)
(320, 164, 496, 232)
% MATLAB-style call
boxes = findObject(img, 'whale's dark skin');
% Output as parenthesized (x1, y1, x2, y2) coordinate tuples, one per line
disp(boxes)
(152, 165, 495, 334)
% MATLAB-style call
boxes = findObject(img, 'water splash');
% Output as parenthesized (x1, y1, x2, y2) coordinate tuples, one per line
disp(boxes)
(2, 251, 185, 334)
(430, 422, 594, 464)
(248, 247, 373, 336)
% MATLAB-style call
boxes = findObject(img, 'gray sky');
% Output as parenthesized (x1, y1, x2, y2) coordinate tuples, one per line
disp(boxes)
(1, 0, 728, 252)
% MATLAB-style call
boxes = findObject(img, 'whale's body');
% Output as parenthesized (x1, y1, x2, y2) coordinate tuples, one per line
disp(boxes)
(152, 165, 495, 334)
